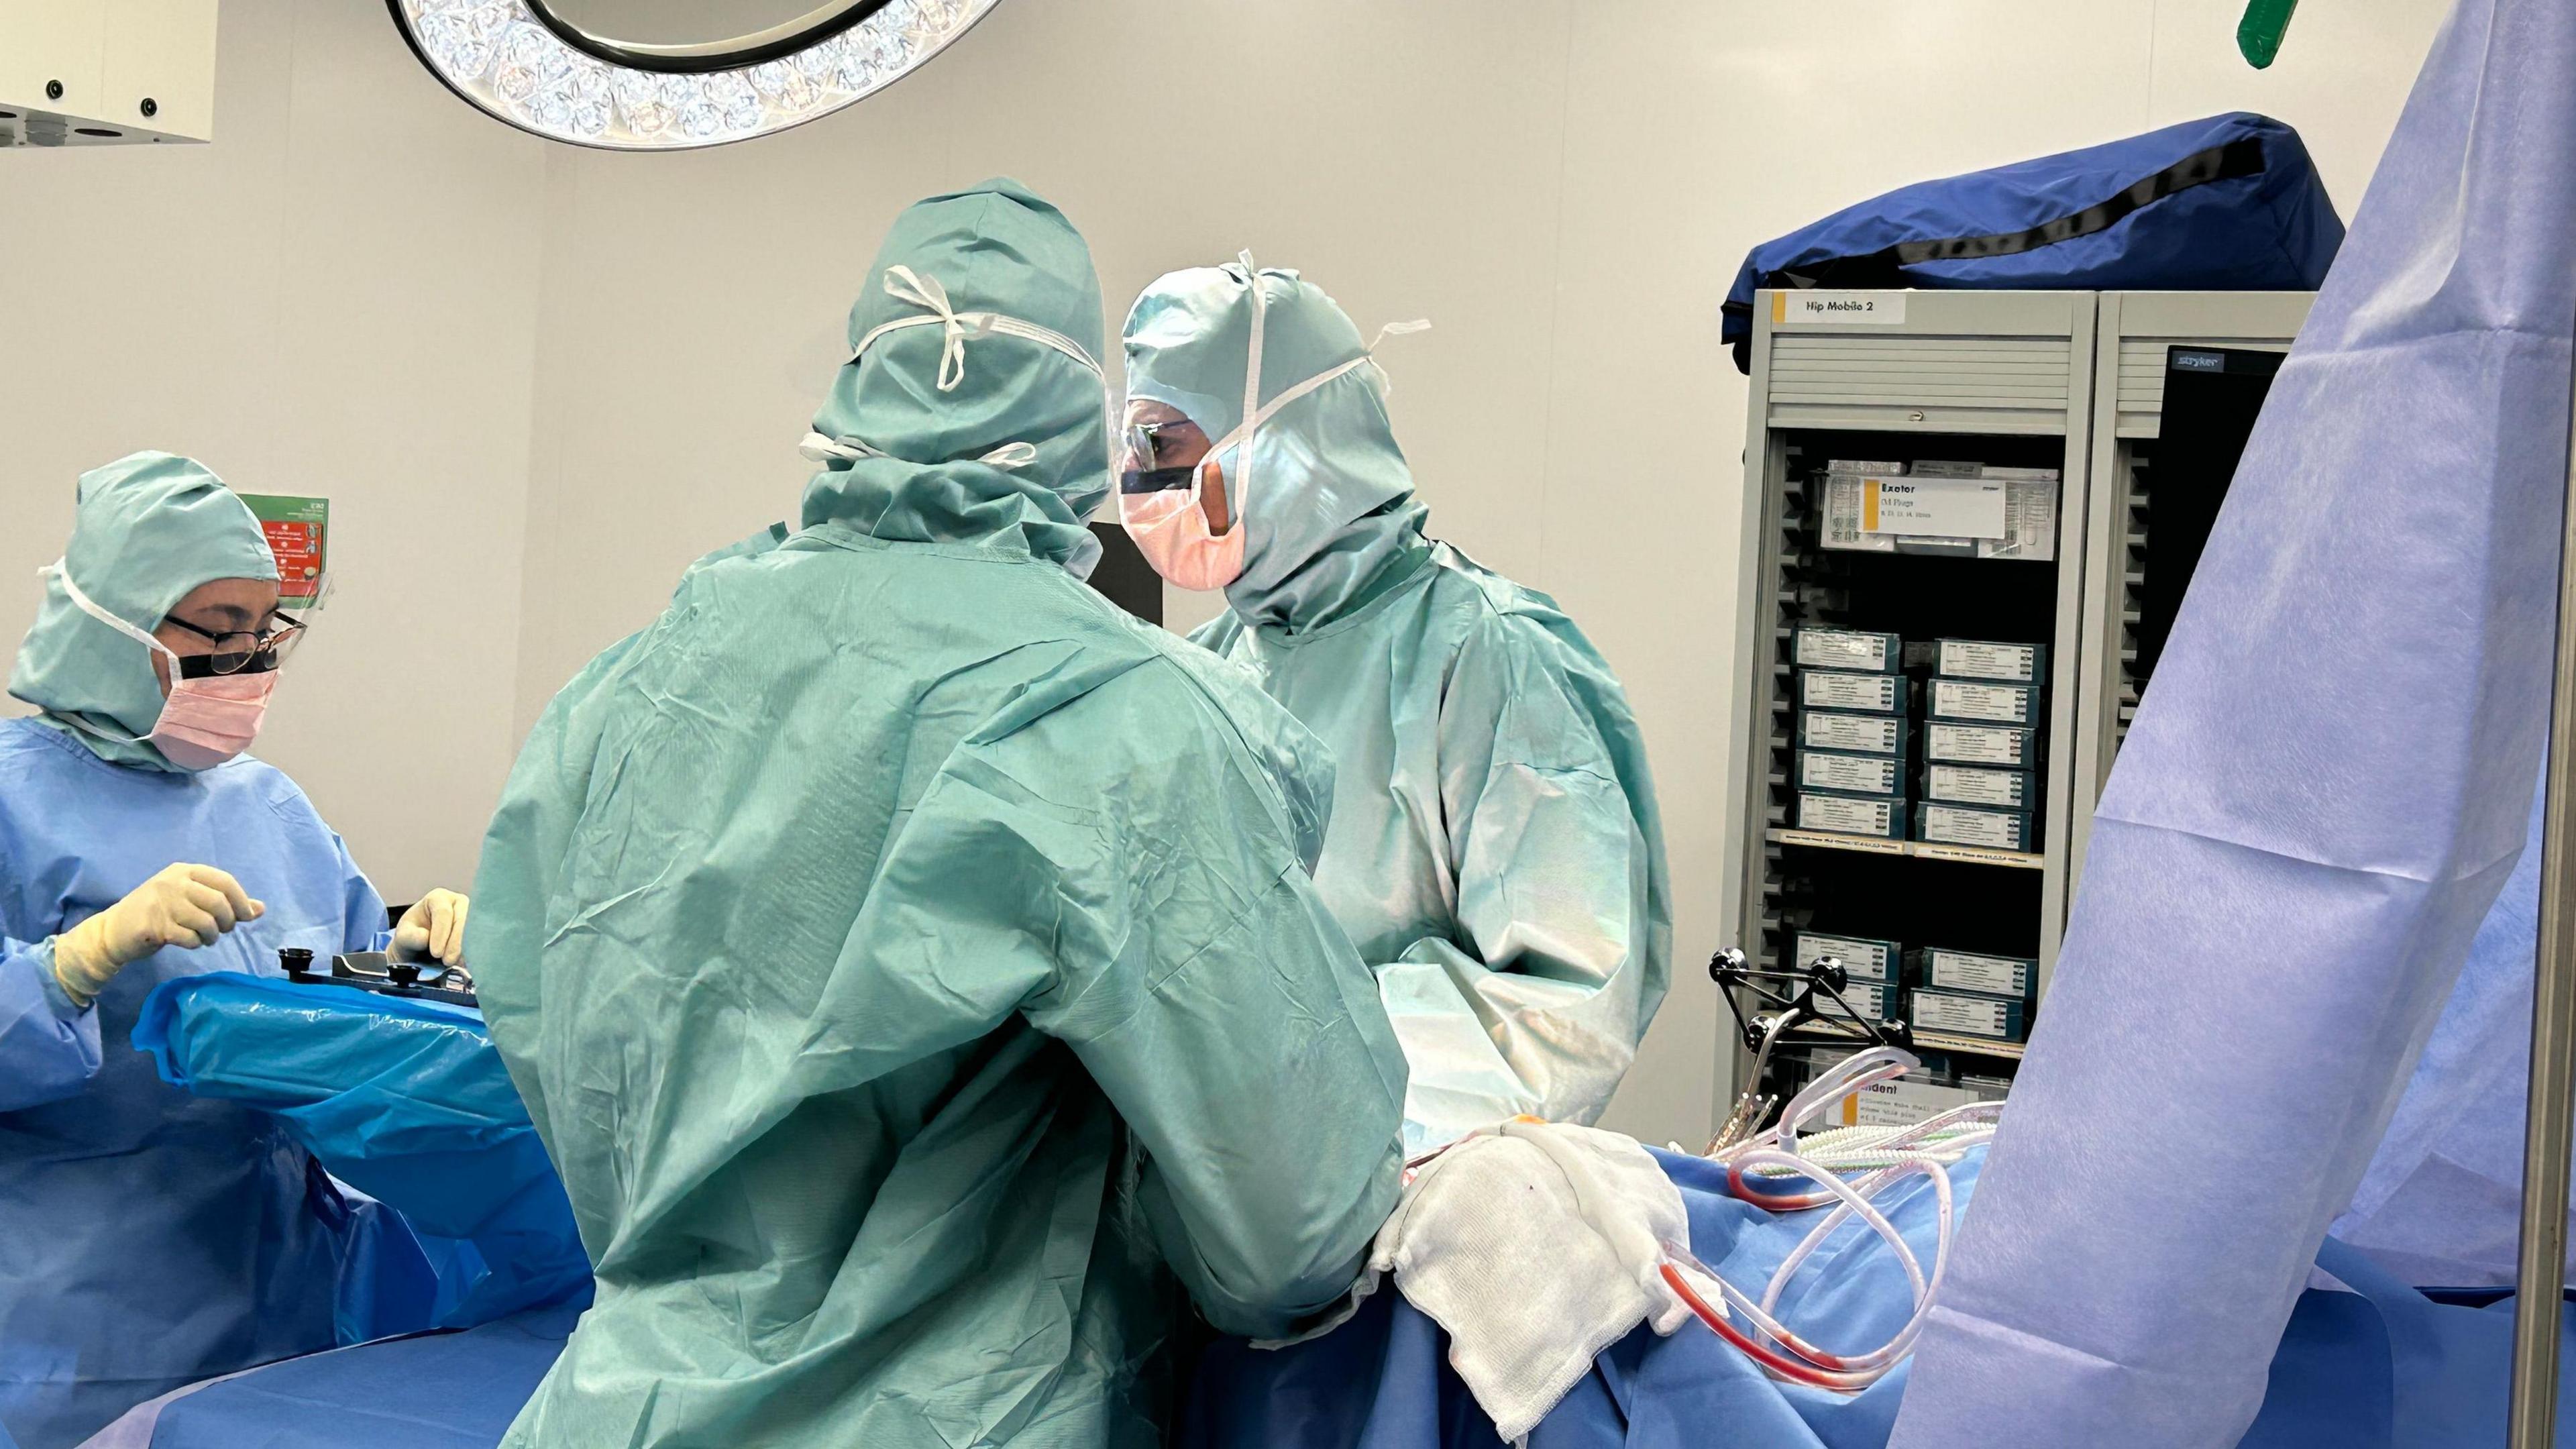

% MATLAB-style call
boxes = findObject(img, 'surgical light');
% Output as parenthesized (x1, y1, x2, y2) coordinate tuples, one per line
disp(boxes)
(386, 0, 1001, 151)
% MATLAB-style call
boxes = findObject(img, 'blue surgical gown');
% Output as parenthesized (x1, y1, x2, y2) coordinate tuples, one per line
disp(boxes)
(0, 717, 389, 1449)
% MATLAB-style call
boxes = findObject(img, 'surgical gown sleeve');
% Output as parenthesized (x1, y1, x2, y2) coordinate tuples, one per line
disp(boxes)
(466, 635, 640, 1170)
(329, 827, 393, 954)
(0, 934, 104, 1112)
(0, 760, 385, 1116)
(1373, 612, 1666, 1152)
(886, 657, 1409, 1340)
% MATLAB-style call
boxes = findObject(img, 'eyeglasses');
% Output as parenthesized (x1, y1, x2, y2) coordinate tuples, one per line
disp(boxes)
(1124, 419, 1208, 472)
(164, 609, 306, 677)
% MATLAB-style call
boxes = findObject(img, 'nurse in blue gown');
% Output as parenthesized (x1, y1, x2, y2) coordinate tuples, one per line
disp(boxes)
(0, 453, 472, 1449)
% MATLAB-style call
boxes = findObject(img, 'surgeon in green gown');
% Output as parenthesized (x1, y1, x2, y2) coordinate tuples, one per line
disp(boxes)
(467, 184, 1407, 1448)
(1117, 259, 1672, 1157)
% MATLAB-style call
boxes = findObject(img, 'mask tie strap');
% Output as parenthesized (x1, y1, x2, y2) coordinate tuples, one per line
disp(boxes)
(1366, 319, 1432, 396)
(43, 561, 176, 662)
(800, 432, 1040, 471)
(1232, 250, 1269, 524)
(36, 561, 170, 747)
(830, 269, 1105, 468)
(1195, 308, 1437, 465)
(878, 265, 997, 392)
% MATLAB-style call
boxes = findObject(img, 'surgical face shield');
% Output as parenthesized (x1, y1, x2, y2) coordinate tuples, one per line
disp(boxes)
(1119, 256, 1430, 597)
(1118, 400, 1243, 590)
(1122, 411, 1211, 475)
(1120, 408, 1216, 505)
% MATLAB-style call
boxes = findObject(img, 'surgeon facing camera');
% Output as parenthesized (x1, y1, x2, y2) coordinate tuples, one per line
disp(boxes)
(0, 451, 472, 1449)
(1119, 260, 1673, 1157)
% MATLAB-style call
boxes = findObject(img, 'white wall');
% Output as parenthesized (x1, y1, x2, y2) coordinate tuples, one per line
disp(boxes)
(0, 0, 546, 904)
(3, 0, 2449, 1146)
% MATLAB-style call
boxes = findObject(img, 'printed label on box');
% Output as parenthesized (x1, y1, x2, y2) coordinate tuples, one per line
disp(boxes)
(1919, 804, 2030, 851)
(1819, 476, 1894, 553)
(1926, 763, 2031, 808)
(1937, 640, 2041, 683)
(1800, 751, 1900, 796)
(1831, 981, 1890, 1022)
(1990, 478, 2059, 561)
(1799, 980, 1892, 1023)
(1864, 478, 2008, 539)
(1801, 793, 1897, 837)
(1912, 991, 2019, 1040)
(1803, 672, 1902, 712)
(1925, 949, 2035, 998)
(1925, 722, 2035, 767)
(1931, 679, 2035, 724)
(1794, 628, 1900, 671)
(1796, 933, 1896, 981)
(1801, 711, 1904, 756)
(1821, 1077, 1980, 1129)
(1803, 670, 1901, 713)
(1817, 474, 2057, 559)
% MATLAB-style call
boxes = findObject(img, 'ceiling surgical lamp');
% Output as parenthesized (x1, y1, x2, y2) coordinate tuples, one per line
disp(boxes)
(386, 0, 1002, 151)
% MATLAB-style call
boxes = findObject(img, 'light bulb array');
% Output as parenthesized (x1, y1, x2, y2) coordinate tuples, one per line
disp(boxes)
(391, 0, 997, 150)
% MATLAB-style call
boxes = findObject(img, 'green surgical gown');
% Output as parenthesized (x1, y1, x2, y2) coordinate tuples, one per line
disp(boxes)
(1124, 263, 1673, 1155)
(469, 182, 1405, 1448)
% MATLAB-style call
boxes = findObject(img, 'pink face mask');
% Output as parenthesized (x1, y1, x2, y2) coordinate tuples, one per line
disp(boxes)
(44, 561, 280, 770)
(149, 670, 277, 769)
(1120, 251, 1429, 596)
(1120, 460, 1248, 592)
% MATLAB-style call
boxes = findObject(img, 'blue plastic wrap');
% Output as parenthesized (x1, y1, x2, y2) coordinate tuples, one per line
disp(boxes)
(1722, 112, 2343, 372)
(1889, 1, 2576, 1444)
(132, 973, 591, 1334)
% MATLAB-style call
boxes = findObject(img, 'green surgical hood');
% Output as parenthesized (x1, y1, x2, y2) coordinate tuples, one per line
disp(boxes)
(470, 182, 1407, 1448)
(1124, 263, 1673, 1155)
(8, 452, 280, 772)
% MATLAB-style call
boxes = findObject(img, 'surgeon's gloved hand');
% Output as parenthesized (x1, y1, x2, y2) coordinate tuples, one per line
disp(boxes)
(52, 863, 264, 1009)
(392, 889, 472, 967)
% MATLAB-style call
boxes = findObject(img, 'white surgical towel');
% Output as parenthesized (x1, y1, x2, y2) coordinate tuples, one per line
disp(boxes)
(1368, 1120, 1694, 1440)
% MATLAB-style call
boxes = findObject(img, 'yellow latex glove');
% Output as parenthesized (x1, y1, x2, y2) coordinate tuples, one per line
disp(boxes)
(391, 889, 472, 967)
(52, 863, 263, 1008)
